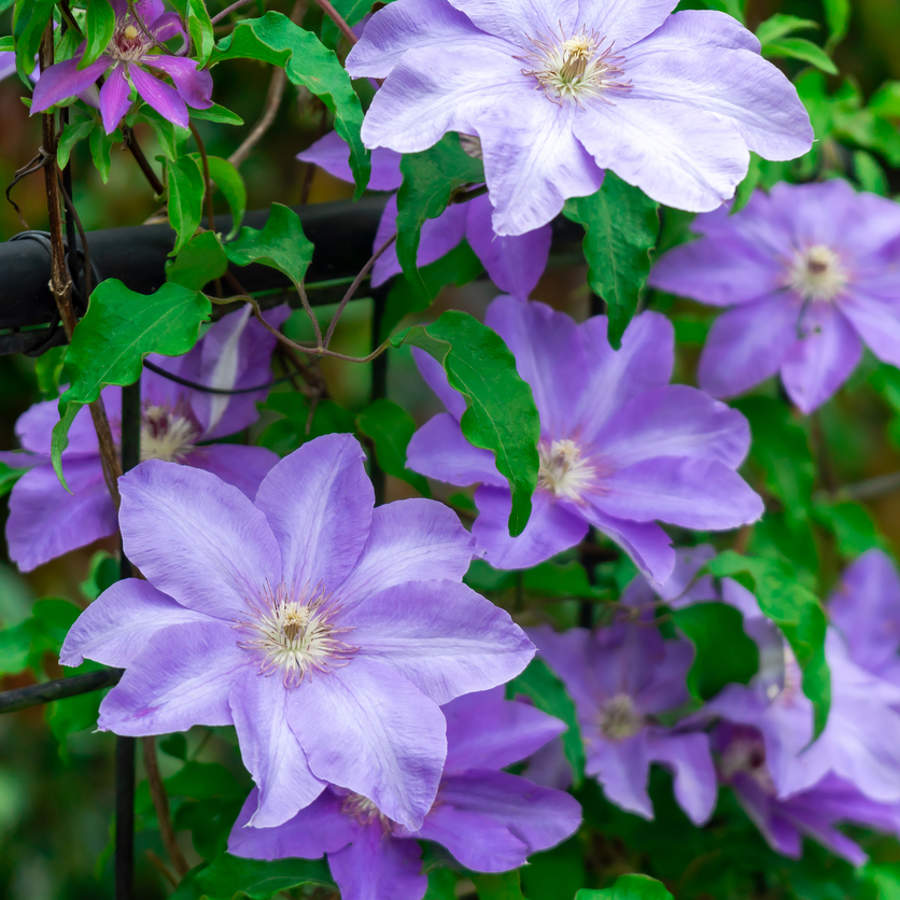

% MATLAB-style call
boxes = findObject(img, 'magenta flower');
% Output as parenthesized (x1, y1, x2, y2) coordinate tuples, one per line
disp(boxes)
(704, 576, 900, 806)
(407, 297, 763, 584)
(531, 614, 717, 825)
(227, 688, 580, 900)
(297, 131, 552, 297)
(30, 0, 212, 133)
(650, 180, 900, 413)
(60, 434, 534, 830)
(3, 308, 284, 572)
(714, 723, 900, 865)
(346, 1, 812, 236)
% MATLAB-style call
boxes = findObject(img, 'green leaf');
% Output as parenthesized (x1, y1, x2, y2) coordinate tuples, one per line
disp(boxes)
(82, 0, 116, 67)
(185, 0, 214, 64)
(52, 280, 210, 483)
(424, 869, 459, 900)
(56, 118, 94, 170)
(852, 150, 889, 196)
(212, 12, 369, 193)
(707, 551, 831, 738)
(522, 840, 586, 900)
(733, 396, 815, 523)
(812, 501, 887, 558)
(507, 657, 585, 788)
(13, 0, 54, 80)
(0, 623, 31, 674)
(356, 398, 431, 496)
(701, 0, 745, 23)
(756, 14, 819, 46)
(870, 82, 900, 119)
(762, 37, 837, 75)
(166, 231, 229, 291)
(79, 551, 120, 602)
(189, 102, 245, 126)
(0, 459, 25, 498)
(202, 155, 247, 238)
(138, 105, 191, 163)
(472, 871, 527, 900)
(821, 0, 851, 45)
(168, 155, 206, 254)
(564, 174, 660, 348)
(395, 135, 484, 287)
(88, 125, 118, 183)
(578, 873, 674, 900)
(225, 202, 313, 288)
(258, 393, 356, 456)
(393, 311, 539, 536)
(672, 602, 759, 700)
(171, 855, 333, 900)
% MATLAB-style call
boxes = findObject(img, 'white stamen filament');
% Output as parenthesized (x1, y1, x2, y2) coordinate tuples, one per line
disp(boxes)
(538, 438, 595, 502)
(787, 244, 848, 302)
(340, 792, 393, 831)
(140, 405, 200, 462)
(521, 30, 630, 103)
(237, 584, 356, 687)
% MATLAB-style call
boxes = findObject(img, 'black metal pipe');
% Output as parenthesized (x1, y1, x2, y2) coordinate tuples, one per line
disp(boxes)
(0, 667, 122, 713)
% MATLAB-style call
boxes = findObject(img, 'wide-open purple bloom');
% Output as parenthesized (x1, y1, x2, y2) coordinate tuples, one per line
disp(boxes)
(714, 723, 900, 865)
(3, 307, 284, 572)
(531, 611, 717, 825)
(297, 131, 551, 297)
(407, 296, 763, 584)
(704, 575, 900, 806)
(346, 1, 812, 236)
(227, 688, 580, 900)
(650, 180, 900, 413)
(31, 0, 212, 132)
(60, 434, 534, 830)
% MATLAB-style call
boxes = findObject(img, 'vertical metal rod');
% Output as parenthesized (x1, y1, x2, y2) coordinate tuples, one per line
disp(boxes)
(115, 380, 141, 900)
(370, 287, 389, 505)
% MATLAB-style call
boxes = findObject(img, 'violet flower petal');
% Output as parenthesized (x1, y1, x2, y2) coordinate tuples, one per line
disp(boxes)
(406, 413, 505, 487)
(254, 433, 373, 596)
(31, 56, 110, 113)
(644, 731, 717, 825)
(118, 459, 282, 621)
(290, 657, 446, 831)
(297, 130, 403, 190)
(130, 64, 189, 127)
(838, 292, 900, 368)
(328, 826, 427, 900)
(98, 66, 132, 133)
(142, 54, 213, 109)
(180, 444, 278, 498)
(229, 674, 327, 828)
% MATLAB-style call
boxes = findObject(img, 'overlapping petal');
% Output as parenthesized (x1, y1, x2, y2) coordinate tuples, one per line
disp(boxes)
(328, 826, 426, 900)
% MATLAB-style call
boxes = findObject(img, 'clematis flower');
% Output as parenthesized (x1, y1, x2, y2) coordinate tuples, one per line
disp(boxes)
(297, 131, 552, 297)
(0, 52, 14, 81)
(406, 296, 763, 584)
(531, 585, 717, 825)
(346, 1, 812, 236)
(714, 723, 900, 865)
(227, 688, 581, 900)
(704, 574, 900, 805)
(60, 433, 534, 830)
(30, 0, 212, 133)
(3, 307, 284, 572)
(649, 180, 900, 413)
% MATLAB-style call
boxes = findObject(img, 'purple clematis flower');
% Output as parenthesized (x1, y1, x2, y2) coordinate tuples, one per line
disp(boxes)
(714, 723, 900, 865)
(828, 548, 900, 684)
(407, 296, 763, 584)
(227, 688, 581, 900)
(31, 0, 212, 133)
(297, 131, 552, 297)
(531, 608, 717, 825)
(346, 1, 812, 236)
(704, 574, 900, 806)
(0, 52, 15, 82)
(3, 307, 284, 572)
(649, 180, 900, 413)
(60, 433, 534, 830)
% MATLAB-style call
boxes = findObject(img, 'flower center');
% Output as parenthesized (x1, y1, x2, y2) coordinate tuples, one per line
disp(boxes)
(237, 584, 357, 687)
(522, 31, 630, 103)
(340, 792, 394, 832)
(598, 693, 644, 740)
(786, 244, 848, 302)
(718, 732, 776, 794)
(538, 439, 594, 501)
(140, 405, 200, 462)
(109, 17, 151, 61)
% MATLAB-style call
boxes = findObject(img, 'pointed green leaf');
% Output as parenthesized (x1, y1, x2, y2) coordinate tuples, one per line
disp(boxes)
(82, 0, 116, 67)
(225, 202, 313, 288)
(395, 135, 484, 288)
(472, 871, 527, 900)
(203, 155, 247, 238)
(564, 174, 659, 348)
(762, 37, 837, 75)
(578, 874, 674, 900)
(166, 231, 229, 291)
(507, 658, 585, 788)
(356, 399, 431, 496)
(168, 155, 206, 254)
(707, 551, 831, 738)
(56, 118, 95, 170)
(393, 311, 539, 536)
(13, 0, 53, 81)
(212, 12, 369, 192)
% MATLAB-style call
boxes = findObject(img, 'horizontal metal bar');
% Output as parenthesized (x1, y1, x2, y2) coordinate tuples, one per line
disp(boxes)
(0, 667, 122, 713)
